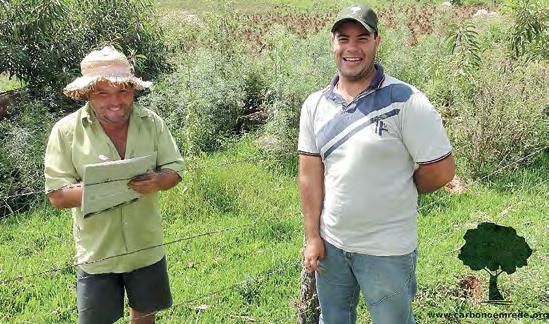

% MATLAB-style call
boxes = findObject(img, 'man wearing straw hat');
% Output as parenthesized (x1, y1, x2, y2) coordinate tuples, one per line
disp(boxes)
(298, 4, 455, 323)
(44, 46, 184, 324)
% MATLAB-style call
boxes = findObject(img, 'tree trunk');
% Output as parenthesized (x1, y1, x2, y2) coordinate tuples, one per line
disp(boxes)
(298, 266, 320, 324)
(488, 273, 504, 301)
(297, 238, 320, 324)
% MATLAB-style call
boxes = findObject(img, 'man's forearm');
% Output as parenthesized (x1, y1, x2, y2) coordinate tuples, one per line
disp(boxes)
(301, 185, 323, 241)
(156, 169, 182, 191)
(47, 184, 83, 209)
(414, 154, 455, 194)
(298, 155, 324, 241)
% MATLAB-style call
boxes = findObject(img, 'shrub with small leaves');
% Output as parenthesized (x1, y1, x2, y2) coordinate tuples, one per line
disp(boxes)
(0, 0, 169, 107)
(505, 0, 548, 61)
(0, 94, 57, 216)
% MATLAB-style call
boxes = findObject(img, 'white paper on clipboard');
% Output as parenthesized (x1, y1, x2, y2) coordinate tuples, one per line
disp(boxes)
(81, 153, 156, 217)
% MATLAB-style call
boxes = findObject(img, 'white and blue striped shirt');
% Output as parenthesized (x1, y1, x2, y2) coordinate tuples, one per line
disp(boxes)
(298, 65, 452, 256)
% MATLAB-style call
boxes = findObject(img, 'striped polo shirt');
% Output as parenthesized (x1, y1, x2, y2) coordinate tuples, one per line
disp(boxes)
(298, 64, 451, 256)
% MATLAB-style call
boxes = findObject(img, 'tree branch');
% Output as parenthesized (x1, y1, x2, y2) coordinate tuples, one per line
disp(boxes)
(483, 268, 495, 277)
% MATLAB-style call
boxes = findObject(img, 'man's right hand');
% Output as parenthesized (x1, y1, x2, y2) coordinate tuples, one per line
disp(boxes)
(304, 236, 326, 272)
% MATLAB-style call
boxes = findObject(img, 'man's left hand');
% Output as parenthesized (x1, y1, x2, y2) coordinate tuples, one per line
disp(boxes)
(128, 170, 161, 194)
(128, 169, 182, 194)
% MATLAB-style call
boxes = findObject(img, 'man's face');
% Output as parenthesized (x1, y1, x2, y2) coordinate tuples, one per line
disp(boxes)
(331, 21, 381, 82)
(88, 81, 135, 126)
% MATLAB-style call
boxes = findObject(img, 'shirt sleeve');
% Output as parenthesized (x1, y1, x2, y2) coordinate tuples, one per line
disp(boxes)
(298, 93, 320, 156)
(401, 92, 452, 164)
(154, 116, 184, 179)
(44, 122, 78, 193)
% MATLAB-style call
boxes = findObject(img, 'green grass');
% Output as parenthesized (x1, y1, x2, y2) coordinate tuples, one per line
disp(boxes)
(0, 73, 23, 92)
(155, 0, 498, 13)
(156, 0, 341, 13)
(0, 139, 547, 323)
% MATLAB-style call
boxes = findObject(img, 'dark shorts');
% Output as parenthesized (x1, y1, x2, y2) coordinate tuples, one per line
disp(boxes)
(76, 257, 172, 324)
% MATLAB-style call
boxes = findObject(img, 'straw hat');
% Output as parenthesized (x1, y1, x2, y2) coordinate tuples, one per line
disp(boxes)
(63, 46, 152, 100)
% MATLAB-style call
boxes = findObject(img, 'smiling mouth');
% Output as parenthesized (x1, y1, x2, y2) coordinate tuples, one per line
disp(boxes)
(343, 57, 362, 62)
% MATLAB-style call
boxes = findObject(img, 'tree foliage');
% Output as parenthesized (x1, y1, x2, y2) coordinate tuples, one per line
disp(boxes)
(0, 0, 169, 104)
(506, 0, 548, 60)
(445, 22, 481, 76)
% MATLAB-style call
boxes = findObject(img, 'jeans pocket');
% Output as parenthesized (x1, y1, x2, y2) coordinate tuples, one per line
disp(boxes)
(358, 252, 417, 307)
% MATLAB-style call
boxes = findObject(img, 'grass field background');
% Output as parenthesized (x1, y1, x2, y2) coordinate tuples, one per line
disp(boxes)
(1, 136, 547, 322)
(0, 0, 547, 322)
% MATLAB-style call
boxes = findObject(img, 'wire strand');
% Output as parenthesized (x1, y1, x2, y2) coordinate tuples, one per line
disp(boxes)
(0, 209, 299, 285)
(0, 151, 296, 202)
(127, 257, 301, 322)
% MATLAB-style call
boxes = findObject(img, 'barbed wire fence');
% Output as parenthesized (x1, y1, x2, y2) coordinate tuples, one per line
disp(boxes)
(1, 149, 547, 261)
(122, 153, 549, 322)
(0, 150, 295, 217)
(1, 145, 546, 218)
(0, 145, 547, 321)
(1, 145, 545, 275)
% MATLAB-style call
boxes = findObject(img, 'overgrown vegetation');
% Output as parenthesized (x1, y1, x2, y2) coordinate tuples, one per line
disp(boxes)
(149, 0, 548, 178)
(0, 0, 169, 103)
(0, 140, 547, 322)
(506, 0, 548, 60)
(0, 96, 54, 215)
(1, 0, 547, 213)
(0, 0, 547, 319)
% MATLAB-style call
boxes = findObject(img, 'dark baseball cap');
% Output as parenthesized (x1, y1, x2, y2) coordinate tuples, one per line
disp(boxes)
(331, 4, 378, 34)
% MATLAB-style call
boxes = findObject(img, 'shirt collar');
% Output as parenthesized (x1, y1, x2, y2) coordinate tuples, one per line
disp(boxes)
(325, 63, 385, 103)
(81, 102, 93, 124)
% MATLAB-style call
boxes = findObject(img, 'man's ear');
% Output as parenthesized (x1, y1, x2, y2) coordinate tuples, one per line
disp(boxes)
(374, 34, 382, 50)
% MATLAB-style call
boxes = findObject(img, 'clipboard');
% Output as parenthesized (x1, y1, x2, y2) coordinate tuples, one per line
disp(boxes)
(81, 153, 156, 217)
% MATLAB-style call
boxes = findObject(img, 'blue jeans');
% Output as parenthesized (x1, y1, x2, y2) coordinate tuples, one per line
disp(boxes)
(316, 241, 417, 324)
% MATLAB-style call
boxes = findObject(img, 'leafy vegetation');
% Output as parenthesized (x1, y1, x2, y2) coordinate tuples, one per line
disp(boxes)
(505, 0, 548, 60)
(0, 0, 169, 102)
(0, 140, 547, 322)
(0, 0, 547, 321)
(0, 95, 55, 216)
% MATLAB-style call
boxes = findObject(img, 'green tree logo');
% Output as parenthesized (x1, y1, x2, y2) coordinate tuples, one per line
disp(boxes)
(458, 222, 533, 302)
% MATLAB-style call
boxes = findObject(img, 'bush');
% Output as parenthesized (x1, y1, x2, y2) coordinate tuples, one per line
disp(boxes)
(447, 56, 548, 177)
(0, 94, 57, 217)
(256, 25, 334, 164)
(139, 48, 248, 156)
(0, 0, 169, 107)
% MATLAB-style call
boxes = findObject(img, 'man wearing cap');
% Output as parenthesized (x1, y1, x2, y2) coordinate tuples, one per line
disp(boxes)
(298, 4, 455, 323)
(44, 46, 184, 324)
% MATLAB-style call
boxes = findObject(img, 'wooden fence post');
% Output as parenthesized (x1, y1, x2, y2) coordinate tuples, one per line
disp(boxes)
(297, 239, 320, 323)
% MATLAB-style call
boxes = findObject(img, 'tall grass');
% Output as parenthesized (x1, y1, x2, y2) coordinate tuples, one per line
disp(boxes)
(0, 0, 547, 322)
(150, 0, 548, 178)
(1, 140, 547, 322)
